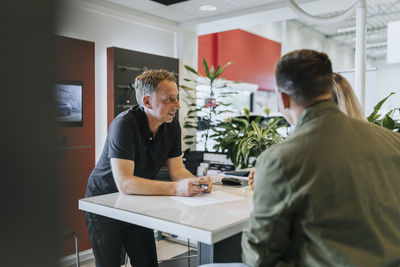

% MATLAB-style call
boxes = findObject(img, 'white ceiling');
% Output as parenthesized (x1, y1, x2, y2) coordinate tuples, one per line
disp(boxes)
(299, 0, 400, 60)
(102, 0, 400, 60)
(106, 0, 284, 22)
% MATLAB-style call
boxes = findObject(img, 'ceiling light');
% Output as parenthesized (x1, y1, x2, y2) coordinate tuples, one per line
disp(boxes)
(199, 5, 217, 11)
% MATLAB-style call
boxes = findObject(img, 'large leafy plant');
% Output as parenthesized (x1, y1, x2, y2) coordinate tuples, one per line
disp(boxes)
(182, 58, 233, 151)
(213, 108, 286, 168)
(367, 92, 399, 132)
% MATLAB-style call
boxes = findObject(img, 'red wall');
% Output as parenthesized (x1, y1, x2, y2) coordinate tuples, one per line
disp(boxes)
(55, 36, 95, 255)
(198, 29, 281, 91)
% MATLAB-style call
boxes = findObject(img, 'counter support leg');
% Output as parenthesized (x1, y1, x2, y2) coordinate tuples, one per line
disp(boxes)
(197, 232, 242, 265)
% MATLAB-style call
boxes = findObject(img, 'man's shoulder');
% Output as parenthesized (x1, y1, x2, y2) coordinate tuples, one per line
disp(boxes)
(267, 129, 310, 155)
(116, 105, 142, 118)
(256, 116, 338, 167)
(112, 106, 141, 125)
(338, 113, 400, 144)
(363, 118, 400, 135)
(257, 139, 298, 168)
(263, 115, 400, 164)
(361, 120, 400, 147)
(106, 109, 143, 140)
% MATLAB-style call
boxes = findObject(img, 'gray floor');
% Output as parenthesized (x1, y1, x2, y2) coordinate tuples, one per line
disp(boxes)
(81, 240, 196, 267)
(159, 250, 197, 267)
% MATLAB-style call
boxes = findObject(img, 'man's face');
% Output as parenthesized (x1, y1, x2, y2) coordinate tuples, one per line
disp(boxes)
(149, 80, 180, 123)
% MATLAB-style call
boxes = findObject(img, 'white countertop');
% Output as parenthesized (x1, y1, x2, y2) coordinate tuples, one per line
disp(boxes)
(79, 183, 253, 244)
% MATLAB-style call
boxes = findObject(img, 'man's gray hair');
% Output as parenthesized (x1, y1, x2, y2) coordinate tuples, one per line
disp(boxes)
(135, 69, 177, 106)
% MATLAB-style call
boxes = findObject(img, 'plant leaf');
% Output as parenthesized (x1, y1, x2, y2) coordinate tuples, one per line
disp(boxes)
(264, 107, 271, 116)
(382, 114, 395, 129)
(218, 102, 232, 107)
(219, 61, 232, 76)
(180, 85, 195, 91)
(184, 65, 199, 76)
(232, 118, 249, 128)
(254, 116, 262, 123)
(367, 92, 395, 122)
(202, 58, 210, 78)
(252, 121, 263, 138)
(214, 65, 221, 78)
(244, 108, 250, 118)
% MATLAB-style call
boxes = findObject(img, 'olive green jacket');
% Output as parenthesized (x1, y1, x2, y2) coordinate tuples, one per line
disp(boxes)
(242, 100, 400, 267)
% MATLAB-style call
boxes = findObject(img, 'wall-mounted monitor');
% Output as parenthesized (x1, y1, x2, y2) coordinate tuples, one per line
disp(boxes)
(54, 81, 83, 127)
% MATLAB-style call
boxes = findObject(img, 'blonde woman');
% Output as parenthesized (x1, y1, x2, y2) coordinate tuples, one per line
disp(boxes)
(248, 72, 366, 190)
(332, 72, 366, 121)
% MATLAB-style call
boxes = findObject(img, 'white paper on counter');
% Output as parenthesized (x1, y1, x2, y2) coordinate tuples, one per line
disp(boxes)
(170, 190, 243, 206)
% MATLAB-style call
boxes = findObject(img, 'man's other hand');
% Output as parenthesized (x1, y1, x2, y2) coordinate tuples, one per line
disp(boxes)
(248, 170, 255, 190)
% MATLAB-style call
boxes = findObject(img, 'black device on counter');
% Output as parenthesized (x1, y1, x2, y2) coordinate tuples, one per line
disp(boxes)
(221, 177, 242, 186)
(223, 170, 250, 177)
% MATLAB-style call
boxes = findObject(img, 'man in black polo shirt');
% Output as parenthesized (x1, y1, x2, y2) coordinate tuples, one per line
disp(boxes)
(85, 69, 212, 267)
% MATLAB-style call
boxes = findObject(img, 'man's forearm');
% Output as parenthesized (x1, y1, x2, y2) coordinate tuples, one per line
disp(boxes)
(118, 175, 177, 195)
(170, 167, 196, 181)
(117, 173, 206, 197)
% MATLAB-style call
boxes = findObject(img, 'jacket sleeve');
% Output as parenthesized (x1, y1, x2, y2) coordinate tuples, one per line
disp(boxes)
(242, 149, 295, 267)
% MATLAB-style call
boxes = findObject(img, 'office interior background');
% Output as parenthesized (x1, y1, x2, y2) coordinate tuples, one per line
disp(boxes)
(2, 0, 399, 266)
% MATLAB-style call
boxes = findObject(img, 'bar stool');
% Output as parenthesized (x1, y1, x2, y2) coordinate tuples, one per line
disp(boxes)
(59, 228, 80, 267)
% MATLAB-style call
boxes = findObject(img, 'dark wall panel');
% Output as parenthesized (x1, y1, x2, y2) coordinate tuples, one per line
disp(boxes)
(107, 47, 179, 126)
(55, 35, 95, 255)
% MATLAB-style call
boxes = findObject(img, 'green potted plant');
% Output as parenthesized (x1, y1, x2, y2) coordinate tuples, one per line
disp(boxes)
(367, 92, 399, 132)
(213, 107, 287, 168)
(182, 58, 233, 151)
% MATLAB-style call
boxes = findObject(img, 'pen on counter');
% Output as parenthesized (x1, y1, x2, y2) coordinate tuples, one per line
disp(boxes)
(199, 176, 209, 190)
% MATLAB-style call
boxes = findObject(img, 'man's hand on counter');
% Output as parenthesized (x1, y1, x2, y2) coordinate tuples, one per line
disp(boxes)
(175, 176, 212, 196)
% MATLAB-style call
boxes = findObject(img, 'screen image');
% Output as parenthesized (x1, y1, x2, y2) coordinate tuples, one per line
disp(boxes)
(54, 81, 83, 126)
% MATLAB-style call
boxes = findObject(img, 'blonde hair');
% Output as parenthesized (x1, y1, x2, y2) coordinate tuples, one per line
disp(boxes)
(332, 72, 366, 121)
(135, 69, 176, 106)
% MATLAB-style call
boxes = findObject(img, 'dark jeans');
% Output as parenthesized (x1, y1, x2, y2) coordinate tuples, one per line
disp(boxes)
(85, 212, 158, 267)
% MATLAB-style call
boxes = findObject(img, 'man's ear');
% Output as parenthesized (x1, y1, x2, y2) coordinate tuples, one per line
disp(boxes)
(280, 92, 291, 109)
(143, 95, 152, 109)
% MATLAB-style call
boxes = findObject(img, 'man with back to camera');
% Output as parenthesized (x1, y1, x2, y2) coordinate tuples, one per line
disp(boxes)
(84, 69, 212, 267)
(239, 49, 400, 266)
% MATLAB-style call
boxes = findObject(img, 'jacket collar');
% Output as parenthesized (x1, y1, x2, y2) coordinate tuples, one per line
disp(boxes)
(296, 100, 341, 130)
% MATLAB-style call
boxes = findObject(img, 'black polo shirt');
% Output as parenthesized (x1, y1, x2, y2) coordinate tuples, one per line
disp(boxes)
(85, 105, 182, 197)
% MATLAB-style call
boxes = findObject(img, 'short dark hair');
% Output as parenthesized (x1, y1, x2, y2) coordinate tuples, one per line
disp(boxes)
(135, 69, 177, 106)
(275, 49, 333, 106)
